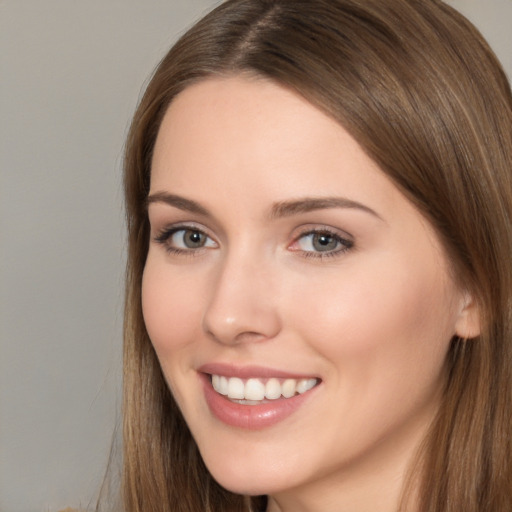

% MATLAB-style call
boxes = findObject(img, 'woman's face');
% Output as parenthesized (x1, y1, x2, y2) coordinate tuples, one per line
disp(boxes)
(143, 76, 475, 509)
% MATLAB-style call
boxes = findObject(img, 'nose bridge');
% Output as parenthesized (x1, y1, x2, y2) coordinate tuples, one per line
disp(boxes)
(202, 243, 280, 345)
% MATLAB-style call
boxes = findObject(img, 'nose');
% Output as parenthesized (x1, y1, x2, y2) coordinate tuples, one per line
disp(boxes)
(202, 251, 281, 345)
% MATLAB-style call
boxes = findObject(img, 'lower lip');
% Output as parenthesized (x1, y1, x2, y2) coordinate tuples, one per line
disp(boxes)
(201, 374, 317, 430)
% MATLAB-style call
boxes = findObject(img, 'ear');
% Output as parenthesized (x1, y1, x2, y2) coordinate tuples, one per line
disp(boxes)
(454, 292, 481, 339)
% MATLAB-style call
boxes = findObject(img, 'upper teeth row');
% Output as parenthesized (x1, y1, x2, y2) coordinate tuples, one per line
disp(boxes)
(211, 375, 318, 401)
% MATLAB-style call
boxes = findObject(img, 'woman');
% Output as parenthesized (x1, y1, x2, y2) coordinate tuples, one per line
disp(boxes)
(118, 0, 512, 510)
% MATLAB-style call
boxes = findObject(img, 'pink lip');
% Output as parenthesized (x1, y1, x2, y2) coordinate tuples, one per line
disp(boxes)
(198, 364, 320, 430)
(198, 362, 316, 380)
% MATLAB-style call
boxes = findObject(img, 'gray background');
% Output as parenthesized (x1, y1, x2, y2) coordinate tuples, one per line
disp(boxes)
(1, 1, 510, 511)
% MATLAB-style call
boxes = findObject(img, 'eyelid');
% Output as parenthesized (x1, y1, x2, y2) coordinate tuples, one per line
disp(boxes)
(152, 220, 212, 238)
(290, 223, 354, 241)
(153, 222, 218, 254)
(288, 225, 354, 257)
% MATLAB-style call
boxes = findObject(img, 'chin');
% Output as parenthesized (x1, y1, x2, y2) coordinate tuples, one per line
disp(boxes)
(199, 446, 293, 496)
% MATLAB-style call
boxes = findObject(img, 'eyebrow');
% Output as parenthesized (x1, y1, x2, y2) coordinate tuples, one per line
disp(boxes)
(146, 192, 209, 216)
(147, 191, 383, 221)
(269, 197, 383, 221)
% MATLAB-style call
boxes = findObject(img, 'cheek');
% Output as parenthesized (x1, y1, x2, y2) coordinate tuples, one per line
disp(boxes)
(288, 259, 458, 380)
(141, 258, 203, 357)
(284, 263, 458, 445)
(141, 257, 209, 411)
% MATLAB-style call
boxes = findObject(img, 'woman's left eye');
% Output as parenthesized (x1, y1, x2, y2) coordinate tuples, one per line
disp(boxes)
(292, 230, 353, 256)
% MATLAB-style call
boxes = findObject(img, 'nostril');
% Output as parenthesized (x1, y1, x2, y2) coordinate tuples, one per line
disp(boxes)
(202, 304, 281, 345)
(204, 327, 270, 346)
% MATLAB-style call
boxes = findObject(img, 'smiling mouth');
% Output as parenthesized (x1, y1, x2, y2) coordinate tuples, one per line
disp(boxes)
(210, 374, 320, 404)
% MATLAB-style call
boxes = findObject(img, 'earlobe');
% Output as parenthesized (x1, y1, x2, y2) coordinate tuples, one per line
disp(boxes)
(454, 293, 481, 339)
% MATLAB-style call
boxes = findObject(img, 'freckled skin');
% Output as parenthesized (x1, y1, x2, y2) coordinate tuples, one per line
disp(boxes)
(142, 77, 478, 512)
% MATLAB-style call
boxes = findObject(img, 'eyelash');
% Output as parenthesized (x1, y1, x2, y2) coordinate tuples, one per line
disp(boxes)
(291, 227, 354, 260)
(154, 225, 216, 256)
(153, 225, 354, 259)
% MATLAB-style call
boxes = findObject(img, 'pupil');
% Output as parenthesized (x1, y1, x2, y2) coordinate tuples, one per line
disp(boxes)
(186, 231, 204, 248)
(313, 233, 337, 251)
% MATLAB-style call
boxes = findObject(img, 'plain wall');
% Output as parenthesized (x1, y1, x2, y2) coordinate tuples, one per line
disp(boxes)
(0, 1, 510, 511)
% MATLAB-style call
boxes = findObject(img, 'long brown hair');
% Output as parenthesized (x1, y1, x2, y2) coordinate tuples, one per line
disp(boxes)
(118, 1, 512, 510)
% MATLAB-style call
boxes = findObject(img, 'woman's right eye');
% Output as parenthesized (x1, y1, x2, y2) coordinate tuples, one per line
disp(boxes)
(154, 227, 217, 253)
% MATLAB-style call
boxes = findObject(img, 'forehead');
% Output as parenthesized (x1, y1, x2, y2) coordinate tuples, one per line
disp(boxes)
(150, 76, 391, 204)
(152, 76, 349, 169)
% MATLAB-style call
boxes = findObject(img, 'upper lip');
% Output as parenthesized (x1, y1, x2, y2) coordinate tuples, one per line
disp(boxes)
(198, 362, 319, 380)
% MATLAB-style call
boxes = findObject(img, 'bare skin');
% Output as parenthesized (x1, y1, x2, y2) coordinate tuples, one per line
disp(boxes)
(143, 76, 479, 512)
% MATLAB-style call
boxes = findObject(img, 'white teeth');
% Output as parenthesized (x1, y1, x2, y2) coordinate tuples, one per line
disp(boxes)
(212, 375, 230, 395)
(227, 377, 245, 399)
(265, 378, 281, 400)
(296, 378, 317, 394)
(211, 374, 319, 401)
(245, 378, 265, 400)
(282, 378, 297, 398)
(219, 376, 228, 395)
